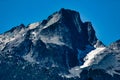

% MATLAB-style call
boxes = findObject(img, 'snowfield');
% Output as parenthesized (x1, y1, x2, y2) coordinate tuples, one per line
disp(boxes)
(80, 47, 106, 68)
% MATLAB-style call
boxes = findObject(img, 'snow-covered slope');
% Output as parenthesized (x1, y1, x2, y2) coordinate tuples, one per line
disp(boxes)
(67, 41, 120, 79)
(67, 47, 106, 77)
(91, 40, 120, 76)
(80, 47, 106, 68)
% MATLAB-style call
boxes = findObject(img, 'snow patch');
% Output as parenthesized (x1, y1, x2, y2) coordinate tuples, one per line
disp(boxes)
(31, 32, 37, 37)
(51, 64, 58, 68)
(22, 66, 26, 70)
(61, 66, 82, 78)
(59, 73, 75, 79)
(91, 50, 120, 76)
(40, 36, 65, 45)
(23, 53, 36, 63)
(29, 22, 40, 29)
(80, 47, 106, 68)
(66, 47, 106, 78)
(69, 66, 82, 77)
(77, 45, 94, 65)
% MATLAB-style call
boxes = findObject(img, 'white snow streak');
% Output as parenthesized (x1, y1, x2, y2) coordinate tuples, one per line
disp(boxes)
(77, 45, 94, 65)
(80, 47, 105, 68)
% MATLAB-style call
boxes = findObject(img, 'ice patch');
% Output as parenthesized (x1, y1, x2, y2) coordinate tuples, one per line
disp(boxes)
(77, 45, 94, 65)
(80, 47, 106, 68)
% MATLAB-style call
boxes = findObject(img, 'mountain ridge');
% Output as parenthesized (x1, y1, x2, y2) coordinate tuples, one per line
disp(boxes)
(0, 8, 119, 80)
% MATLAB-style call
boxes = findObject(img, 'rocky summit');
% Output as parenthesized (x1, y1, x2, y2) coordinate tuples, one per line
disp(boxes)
(0, 8, 119, 80)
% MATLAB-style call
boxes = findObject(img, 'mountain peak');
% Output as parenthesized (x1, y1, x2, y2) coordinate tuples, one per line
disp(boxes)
(38, 8, 101, 50)
(0, 9, 113, 80)
(59, 8, 78, 14)
(58, 8, 82, 23)
(40, 8, 82, 27)
(4, 24, 26, 34)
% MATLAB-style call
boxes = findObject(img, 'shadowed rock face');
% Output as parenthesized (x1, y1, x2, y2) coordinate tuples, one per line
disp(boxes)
(1, 8, 119, 80)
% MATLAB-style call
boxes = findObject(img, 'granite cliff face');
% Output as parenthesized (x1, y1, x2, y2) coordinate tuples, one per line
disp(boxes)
(0, 8, 119, 80)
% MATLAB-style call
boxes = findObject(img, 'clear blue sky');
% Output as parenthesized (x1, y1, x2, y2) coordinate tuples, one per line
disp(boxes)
(0, 0, 120, 45)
